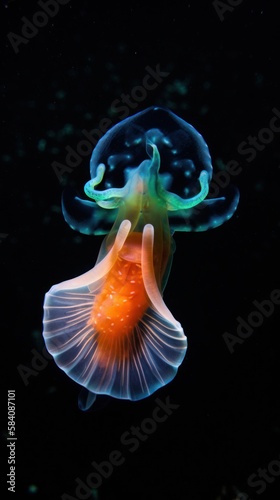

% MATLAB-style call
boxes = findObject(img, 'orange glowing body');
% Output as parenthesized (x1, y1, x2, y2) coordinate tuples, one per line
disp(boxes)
(89, 233, 149, 360)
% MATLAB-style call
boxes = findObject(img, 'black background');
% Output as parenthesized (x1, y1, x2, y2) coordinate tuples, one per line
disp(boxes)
(1, 1, 280, 499)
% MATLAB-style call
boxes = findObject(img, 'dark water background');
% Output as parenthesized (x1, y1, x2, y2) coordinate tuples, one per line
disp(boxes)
(1, 1, 280, 499)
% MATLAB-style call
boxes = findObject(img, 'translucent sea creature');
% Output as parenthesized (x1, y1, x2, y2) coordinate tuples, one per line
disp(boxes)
(42, 106, 239, 409)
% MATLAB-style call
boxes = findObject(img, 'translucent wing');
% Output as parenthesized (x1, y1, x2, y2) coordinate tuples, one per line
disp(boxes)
(43, 222, 187, 402)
